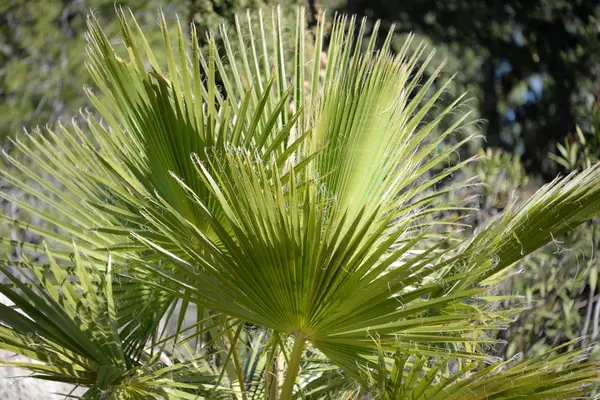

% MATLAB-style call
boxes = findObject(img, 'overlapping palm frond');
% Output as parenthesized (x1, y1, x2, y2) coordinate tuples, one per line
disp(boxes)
(139, 148, 509, 378)
(0, 6, 302, 264)
(0, 9, 304, 393)
(125, 6, 600, 386)
(1, 4, 600, 399)
(370, 342, 599, 400)
(0, 246, 222, 399)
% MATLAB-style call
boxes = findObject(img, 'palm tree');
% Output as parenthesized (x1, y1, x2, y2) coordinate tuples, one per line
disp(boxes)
(1, 5, 600, 399)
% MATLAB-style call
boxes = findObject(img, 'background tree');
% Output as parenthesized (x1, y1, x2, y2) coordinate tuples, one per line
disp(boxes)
(349, 0, 600, 177)
(0, 0, 302, 144)
(0, 0, 195, 142)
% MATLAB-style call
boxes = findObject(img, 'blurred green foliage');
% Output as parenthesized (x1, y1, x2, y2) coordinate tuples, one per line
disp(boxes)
(0, 0, 288, 142)
(462, 95, 600, 364)
(0, 0, 193, 140)
(502, 96, 600, 360)
(349, 0, 600, 177)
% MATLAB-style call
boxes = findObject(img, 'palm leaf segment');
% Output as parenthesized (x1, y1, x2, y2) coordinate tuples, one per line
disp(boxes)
(372, 342, 600, 400)
(0, 247, 220, 399)
(2, 5, 600, 395)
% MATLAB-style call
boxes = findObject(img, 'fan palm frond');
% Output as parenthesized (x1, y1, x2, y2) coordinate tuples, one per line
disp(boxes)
(371, 341, 599, 400)
(0, 246, 220, 399)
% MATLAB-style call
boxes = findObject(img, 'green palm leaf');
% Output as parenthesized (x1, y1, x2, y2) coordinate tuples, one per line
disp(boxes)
(123, 7, 600, 388)
(0, 246, 220, 399)
(372, 342, 599, 400)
